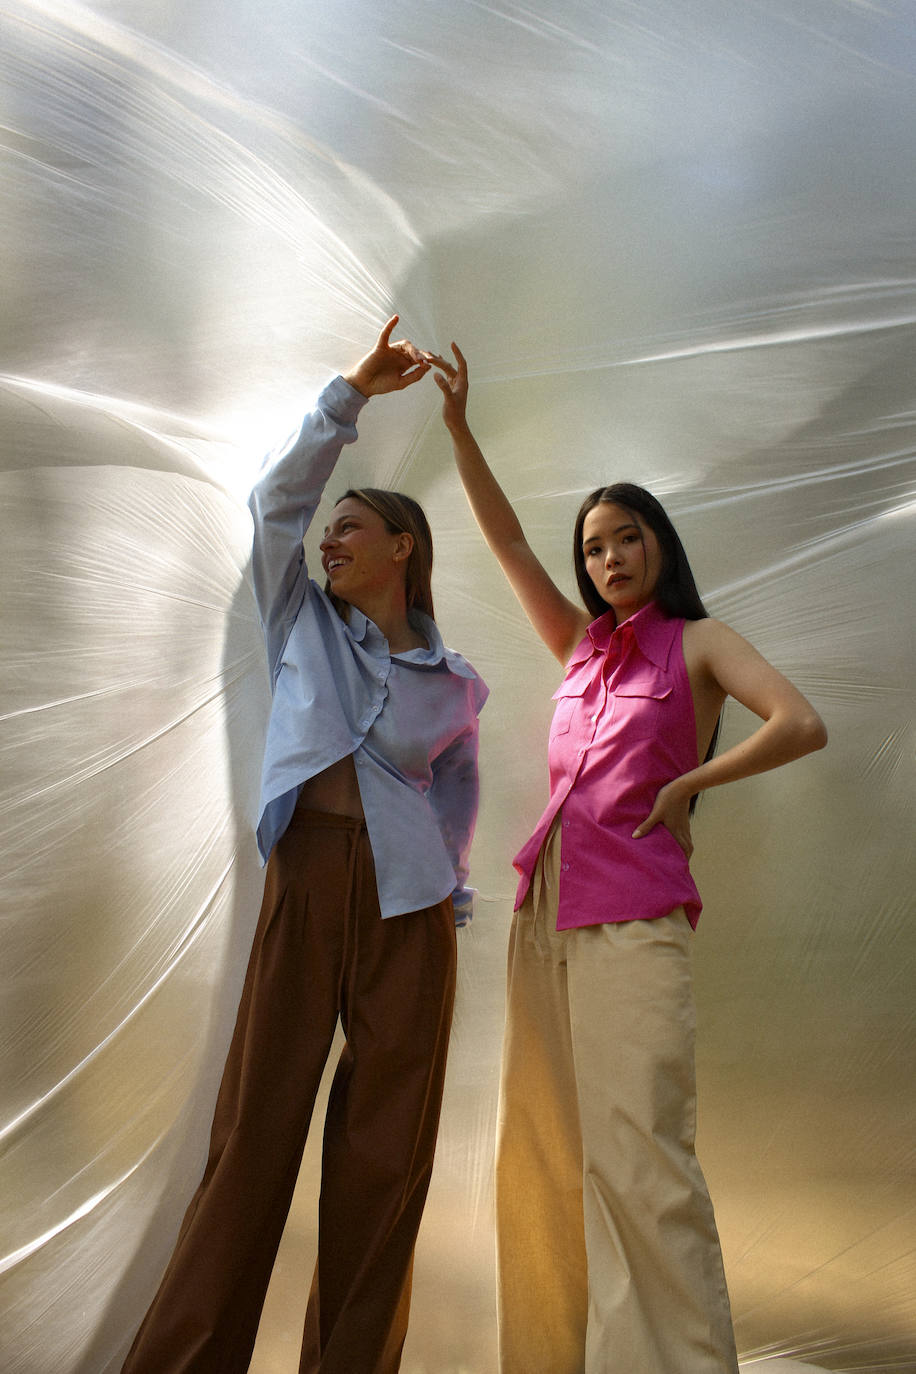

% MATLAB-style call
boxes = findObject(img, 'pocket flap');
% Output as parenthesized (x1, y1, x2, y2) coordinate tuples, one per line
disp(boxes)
(551, 661, 593, 701)
(614, 676, 672, 701)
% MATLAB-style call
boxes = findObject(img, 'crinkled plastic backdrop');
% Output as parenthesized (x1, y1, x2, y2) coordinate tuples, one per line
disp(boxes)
(2, 1, 915, 1371)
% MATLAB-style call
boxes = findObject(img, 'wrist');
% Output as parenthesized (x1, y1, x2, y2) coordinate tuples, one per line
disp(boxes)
(668, 772, 699, 802)
(341, 367, 371, 398)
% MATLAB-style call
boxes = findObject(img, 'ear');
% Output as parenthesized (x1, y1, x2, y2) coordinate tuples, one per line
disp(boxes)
(393, 531, 414, 563)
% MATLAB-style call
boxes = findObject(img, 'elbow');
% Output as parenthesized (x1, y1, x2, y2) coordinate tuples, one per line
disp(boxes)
(798, 709, 828, 755)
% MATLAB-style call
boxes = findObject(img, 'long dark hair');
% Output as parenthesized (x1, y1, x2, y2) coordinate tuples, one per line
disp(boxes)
(573, 483, 718, 802)
(573, 483, 709, 623)
(325, 487, 435, 620)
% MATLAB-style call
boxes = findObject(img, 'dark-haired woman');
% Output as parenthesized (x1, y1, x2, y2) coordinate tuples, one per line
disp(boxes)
(431, 344, 826, 1374)
(123, 319, 487, 1374)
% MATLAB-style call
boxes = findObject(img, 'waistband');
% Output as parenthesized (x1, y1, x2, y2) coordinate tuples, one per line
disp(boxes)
(286, 802, 368, 835)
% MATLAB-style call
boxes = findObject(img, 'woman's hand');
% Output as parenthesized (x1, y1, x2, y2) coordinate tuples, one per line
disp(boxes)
(427, 343, 470, 433)
(343, 315, 430, 397)
(633, 780, 694, 859)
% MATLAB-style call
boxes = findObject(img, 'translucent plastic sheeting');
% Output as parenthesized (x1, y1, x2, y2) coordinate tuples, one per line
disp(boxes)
(1, 1, 914, 1370)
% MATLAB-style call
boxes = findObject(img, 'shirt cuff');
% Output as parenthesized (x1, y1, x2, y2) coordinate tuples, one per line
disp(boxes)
(320, 374, 370, 426)
(450, 886, 476, 928)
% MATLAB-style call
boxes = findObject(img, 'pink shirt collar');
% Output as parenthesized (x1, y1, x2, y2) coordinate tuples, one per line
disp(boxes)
(568, 600, 675, 673)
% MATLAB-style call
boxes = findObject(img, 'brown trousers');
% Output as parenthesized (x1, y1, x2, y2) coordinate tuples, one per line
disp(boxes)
(122, 806, 457, 1374)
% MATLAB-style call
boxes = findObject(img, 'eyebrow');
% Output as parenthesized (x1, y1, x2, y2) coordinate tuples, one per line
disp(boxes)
(584, 521, 641, 541)
(322, 512, 362, 536)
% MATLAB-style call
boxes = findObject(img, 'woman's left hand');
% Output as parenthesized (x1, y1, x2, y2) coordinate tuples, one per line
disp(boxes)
(427, 343, 470, 434)
(633, 781, 694, 859)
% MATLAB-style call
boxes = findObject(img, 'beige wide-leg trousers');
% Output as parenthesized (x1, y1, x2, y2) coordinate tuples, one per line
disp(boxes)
(495, 821, 738, 1374)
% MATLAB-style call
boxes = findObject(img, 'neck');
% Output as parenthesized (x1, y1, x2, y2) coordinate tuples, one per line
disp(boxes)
(347, 587, 427, 653)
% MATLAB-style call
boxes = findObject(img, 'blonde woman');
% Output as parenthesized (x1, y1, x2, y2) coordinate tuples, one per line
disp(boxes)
(123, 320, 487, 1374)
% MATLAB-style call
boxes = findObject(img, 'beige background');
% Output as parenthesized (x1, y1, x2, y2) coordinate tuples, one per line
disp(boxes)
(1, 0, 914, 1370)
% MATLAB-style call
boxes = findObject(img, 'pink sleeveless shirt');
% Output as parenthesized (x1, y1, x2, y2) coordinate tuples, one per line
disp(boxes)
(513, 600, 702, 930)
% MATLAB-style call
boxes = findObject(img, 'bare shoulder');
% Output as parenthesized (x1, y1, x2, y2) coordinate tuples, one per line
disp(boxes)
(683, 616, 742, 646)
(682, 616, 739, 670)
(682, 616, 762, 668)
(681, 617, 773, 717)
(684, 616, 825, 740)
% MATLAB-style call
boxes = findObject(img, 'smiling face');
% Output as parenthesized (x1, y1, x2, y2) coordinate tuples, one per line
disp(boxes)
(319, 496, 411, 606)
(580, 501, 663, 620)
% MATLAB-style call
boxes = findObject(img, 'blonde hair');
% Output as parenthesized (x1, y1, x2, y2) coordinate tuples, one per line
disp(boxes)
(327, 487, 435, 620)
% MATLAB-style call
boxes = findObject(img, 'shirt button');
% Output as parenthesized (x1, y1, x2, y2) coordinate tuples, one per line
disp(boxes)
(561, 862, 570, 872)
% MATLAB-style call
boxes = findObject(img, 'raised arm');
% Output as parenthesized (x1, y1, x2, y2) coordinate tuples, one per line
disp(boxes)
(431, 344, 590, 665)
(249, 315, 429, 676)
(634, 617, 828, 854)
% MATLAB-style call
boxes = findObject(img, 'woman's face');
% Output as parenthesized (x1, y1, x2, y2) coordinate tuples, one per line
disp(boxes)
(581, 501, 663, 619)
(320, 497, 407, 605)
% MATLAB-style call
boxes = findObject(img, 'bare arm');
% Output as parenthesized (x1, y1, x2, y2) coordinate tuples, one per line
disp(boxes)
(634, 617, 828, 855)
(431, 344, 590, 664)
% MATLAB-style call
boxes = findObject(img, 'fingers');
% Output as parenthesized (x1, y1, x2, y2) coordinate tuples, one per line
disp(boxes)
(377, 314, 399, 347)
(378, 314, 427, 365)
(378, 315, 426, 366)
(424, 348, 468, 412)
(386, 330, 423, 362)
(420, 343, 466, 376)
(366, 320, 468, 402)
(668, 823, 693, 859)
(397, 343, 427, 370)
(395, 361, 431, 389)
(377, 316, 465, 370)
(444, 342, 467, 379)
(423, 351, 457, 378)
(633, 815, 692, 858)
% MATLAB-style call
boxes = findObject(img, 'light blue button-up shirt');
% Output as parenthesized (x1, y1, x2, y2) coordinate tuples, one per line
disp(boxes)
(248, 375, 488, 922)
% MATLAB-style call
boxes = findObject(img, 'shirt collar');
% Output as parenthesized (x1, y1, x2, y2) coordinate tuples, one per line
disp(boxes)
(349, 606, 477, 680)
(572, 600, 675, 671)
(396, 611, 480, 680)
(346, 605, 376, 647)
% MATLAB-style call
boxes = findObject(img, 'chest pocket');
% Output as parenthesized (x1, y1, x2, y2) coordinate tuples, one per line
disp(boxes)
(550, 661, 593, 738)
(611, 675, 672, 740)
